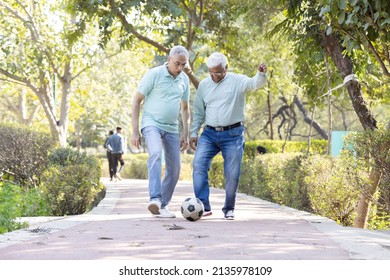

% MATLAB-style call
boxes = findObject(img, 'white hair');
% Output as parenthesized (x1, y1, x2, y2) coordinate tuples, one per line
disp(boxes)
(206, 52, 228, 68)
(169, 45, 189, 58)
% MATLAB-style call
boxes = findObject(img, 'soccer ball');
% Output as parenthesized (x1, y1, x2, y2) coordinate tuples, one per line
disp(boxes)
(181, 197, 204, 221)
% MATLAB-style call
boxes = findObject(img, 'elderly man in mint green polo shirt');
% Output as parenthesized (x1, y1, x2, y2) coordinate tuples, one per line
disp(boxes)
(190, 52, 267, 220)
(131, 45, 190, 218)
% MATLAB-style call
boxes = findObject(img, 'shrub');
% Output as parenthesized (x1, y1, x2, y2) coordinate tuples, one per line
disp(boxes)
(274, 154, 311, 211)
(209, 152, 363, 227)
(303, 155, 360, 226)
(0, 124, 56, 188)
(20, 186, 51, 217)
(125, 154, 149, 179)
(342, 127, 390, 229)
(209, 154, 225, 188)
(248, 153, 311, 211)
(0, 182, 27, 233)
(235, 159, 258, 196)
(101, 153, 194, 181)
(179, 154, 193, 181)
(49, 147, 94, 166)
(41, 148, 105, 216)
(244, 139, 327, 158)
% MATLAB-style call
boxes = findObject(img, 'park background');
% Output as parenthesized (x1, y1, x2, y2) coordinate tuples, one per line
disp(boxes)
(0, 0, 389, 233)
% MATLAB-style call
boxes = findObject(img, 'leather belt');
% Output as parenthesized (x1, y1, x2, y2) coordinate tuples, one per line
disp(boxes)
(206, 122, 243, 132)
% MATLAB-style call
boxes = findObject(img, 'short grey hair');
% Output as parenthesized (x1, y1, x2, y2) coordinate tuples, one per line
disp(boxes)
(206, 52, 228, 68)
(169, 45, 189, 59)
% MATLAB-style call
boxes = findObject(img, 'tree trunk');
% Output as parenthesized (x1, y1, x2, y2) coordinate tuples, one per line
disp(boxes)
(3, 89, 39, 126)
(325, 53, 332, 155)
(267, 70, 274, 140)
(293, 95, 328, 139)
(322, 32, 379, 228)
(322, 33, 377, 131)
(354, 167, 382, 228)
(57, 60, 73, 147)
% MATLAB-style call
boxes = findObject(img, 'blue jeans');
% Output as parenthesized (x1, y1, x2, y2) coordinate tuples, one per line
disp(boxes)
(193, 125, 245, 214)
(142, 126, 181, 208)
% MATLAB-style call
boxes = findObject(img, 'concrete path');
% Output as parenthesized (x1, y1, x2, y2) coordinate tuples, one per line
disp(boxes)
(0, 179, 390, 260)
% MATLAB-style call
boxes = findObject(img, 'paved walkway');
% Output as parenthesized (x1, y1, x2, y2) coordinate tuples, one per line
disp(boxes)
(0, 179, 390, 260)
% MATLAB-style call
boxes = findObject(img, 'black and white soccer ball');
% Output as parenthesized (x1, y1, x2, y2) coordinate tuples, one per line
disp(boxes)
(181, 197, 204, 221)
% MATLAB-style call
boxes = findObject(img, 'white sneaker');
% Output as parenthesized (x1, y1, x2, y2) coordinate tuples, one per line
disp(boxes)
(157, 207, 176, 218)
(224, 210, 235, 220)
(203, 211, 213, 217)
(148, 201, 161, 215)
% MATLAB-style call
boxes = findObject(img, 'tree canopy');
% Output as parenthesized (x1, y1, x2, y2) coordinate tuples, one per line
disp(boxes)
(1, 0, 388, 146)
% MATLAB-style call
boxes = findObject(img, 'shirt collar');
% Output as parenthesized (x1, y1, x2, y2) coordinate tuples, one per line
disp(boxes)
(163, 62, 170, 76)
(212, 72, 228, 84)
(163, 62, 182, 80)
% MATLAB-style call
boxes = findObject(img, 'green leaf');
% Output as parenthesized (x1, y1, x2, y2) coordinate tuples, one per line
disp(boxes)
(326, 26, 333, 35)
(374, 12, 380, 23)
(345, 13, 353, 24)
(351, 0, 359, 5)
(338, 11, 346, 24)
(367, 27, 378, 41)
(338, 0, 347, 10)
(319, 5, 331, 17)
(380, 18, 390, 27)
(351, 15, 358, 24)
(363, 1, 369, 13)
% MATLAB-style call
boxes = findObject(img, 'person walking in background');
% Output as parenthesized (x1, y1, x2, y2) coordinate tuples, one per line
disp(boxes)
(131, 45, 191, 218)
(189, 52, 267, 220)
(107, 126, 125, 181)
(117, 155, 125, 176)
(104, 130, 114, 181)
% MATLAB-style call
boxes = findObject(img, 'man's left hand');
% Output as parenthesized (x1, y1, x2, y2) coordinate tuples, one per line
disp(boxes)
(258, 63, 267, 73)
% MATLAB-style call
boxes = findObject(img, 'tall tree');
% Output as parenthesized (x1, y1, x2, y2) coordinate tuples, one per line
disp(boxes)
(0, 0, 112, 146)
(319, 0, 390, 228)
(320, 0, 390, 79)
(0, 85, 40, 126)
(68, 0, 268, 87)
(68, 46, 154, 149)
(275, 0, 389, 228)
(70, 0, 304, 140)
